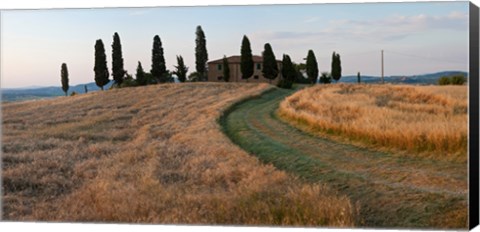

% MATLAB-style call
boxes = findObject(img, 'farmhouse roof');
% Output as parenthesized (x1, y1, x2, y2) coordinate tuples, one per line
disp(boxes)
(208, 55, 280, 64)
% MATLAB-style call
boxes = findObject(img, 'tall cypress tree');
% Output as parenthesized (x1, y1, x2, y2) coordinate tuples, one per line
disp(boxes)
(151, 35, 167, 83)
(278, 54, 295, 89)
(306, 50, 319, 84)
(222, 55, 230, 82)
(61, 63, 69, 96)
(262, 43, 279, 84)
(195, 26, 208, 81)
(112, 32, 125, 86)
(94, 39, 109, 90)
(331, 52, 342, 83)
(136, 61, 147, 86)
(240, 35, 254, 81)
(174, 55, 188, 83)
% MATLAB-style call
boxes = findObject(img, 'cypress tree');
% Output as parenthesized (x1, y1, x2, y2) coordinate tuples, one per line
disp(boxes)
(222, 56, 230, 82)
(278, 54, 295, 89)
(112, 32, 125, 86)
(61, 63, 69, 96)
(262, 43, 279, 84)
(240, 35, 254, 81)
(94, 39, 110, 90)
(331, 52, 342, 83)
(136, 61, 147, 86)
(174, 55, 188, 83)
(195, 26, 208, 81)
(306, 50, 319, 84)
(151, 35, 167, 83)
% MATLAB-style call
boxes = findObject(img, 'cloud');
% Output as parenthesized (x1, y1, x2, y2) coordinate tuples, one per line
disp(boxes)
(252, 11, 468, 44)
(128, 9, 152, 16)
(303, 16, 320, 23)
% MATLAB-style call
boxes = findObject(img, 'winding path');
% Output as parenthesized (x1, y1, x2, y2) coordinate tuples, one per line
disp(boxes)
(221, 87, 467, 229)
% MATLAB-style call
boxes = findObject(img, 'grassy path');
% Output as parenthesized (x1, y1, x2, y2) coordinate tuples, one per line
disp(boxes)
(220, 87, 467, 229)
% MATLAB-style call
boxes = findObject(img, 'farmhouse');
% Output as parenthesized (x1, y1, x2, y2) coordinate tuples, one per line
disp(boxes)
(207, 55, 282, 84)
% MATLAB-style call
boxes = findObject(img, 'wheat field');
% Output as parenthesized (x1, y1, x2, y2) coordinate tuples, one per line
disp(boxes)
(2, 83, 354, 226)
(279, 84, 468, 161)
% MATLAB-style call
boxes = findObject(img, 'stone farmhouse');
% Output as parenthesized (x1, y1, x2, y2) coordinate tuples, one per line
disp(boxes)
(207, 55, 282, 84)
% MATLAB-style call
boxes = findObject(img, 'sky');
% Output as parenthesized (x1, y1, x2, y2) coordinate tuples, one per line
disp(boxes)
(0, 0, 471, 88)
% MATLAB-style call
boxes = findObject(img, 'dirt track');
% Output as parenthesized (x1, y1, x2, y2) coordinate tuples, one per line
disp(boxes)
(221, 87, 467, 229)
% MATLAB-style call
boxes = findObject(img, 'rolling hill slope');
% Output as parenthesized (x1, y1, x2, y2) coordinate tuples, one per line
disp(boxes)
(2, 83, 354, 226)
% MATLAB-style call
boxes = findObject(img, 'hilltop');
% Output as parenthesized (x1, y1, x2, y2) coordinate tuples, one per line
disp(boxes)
(2, 83, 354, 225)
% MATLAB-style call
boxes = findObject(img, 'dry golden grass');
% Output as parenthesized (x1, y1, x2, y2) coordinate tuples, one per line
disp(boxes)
(2, 83, 354, 226)
(279, 84, 467, 162)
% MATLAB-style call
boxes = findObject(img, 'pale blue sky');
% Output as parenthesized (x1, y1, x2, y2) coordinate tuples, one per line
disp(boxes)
(1, 1, 470, 88)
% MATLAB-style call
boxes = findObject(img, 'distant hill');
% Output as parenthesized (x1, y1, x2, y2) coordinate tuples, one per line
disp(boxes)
(2, 81, 114, 102)
(1, 71, 467, 102)
(339, 71, 468, 84)
(1, 76, 184, 103)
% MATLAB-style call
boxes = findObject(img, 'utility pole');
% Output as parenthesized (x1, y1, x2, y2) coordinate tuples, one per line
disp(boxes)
(381, 49, 384, 84)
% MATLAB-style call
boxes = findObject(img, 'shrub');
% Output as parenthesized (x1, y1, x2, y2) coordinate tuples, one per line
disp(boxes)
(319, 72, 332, 84)
(188, 72, 200, 82)
(450, 75, 466, 85)
(120, 73, 138, 88)
(277, 79, 291, 89)
(120, 79, 138, 88)
(438, 75, 466, 85)
(438, 76, 451, 85)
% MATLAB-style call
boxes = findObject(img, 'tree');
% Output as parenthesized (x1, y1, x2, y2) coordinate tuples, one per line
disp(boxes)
(151, 35, 167, 83)
(165, 70, 175, 83)
(112, 32, 125, 86)
(94, 39, 110, 90)
(331, 52, 342, 83)
(438, 75, 466, 85)
(222, 56, 230, 82)
(120, 72, 138, 88)
(319, 72, 332, 84)
(195, 26, 208, 81)
(61, 63, 69, 96)
(278, 54, 295, 89)
(188, 72, 200, 82)
(240, 35, 254, 81)
(262, 43, 279, 84)
(136, 61, 147, 86)
(174, 55, 189, 83)
(144, 72, 155, 85)
(451, 75, 466, 85)
(292, 62, 310, 84)
(306, 50, 319, 84)
(438, 76, 451, 85)
(357, 72, 361, 84)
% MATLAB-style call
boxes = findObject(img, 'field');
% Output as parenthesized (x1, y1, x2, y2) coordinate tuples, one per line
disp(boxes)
(279, 84, 468, 162)
(221, 86, 467, 229)
(1, 83, 354, 226)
